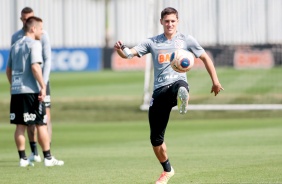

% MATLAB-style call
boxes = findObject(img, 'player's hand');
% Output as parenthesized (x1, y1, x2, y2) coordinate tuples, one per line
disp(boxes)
(211, 83, 224, 96)
(38, 88, 46, 102)
(114, 41, 123, 50)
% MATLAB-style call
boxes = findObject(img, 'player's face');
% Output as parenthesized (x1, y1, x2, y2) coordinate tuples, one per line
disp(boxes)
(34, 22, 43, 40)
(160, 14, 178, 38)
(20, 12, 34, 25)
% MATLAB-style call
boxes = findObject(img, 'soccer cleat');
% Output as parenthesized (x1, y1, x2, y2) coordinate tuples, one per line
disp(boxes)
(19, 158, 34, 167)
(177, 86, 189, 114)
(44, 156, 64, 167)
(28, 153, 42, 162)
(156, 167, 175, 184)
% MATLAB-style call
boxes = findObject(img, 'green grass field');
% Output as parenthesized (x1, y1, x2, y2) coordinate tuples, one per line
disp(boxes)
(1, 119, 281, 184)
(0, 68, 282, 183)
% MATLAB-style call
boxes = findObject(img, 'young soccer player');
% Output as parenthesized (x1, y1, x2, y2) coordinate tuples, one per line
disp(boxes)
(114, 7, 224, 184)
(7, 16, 63, 167)
(11, 7, 52, 162)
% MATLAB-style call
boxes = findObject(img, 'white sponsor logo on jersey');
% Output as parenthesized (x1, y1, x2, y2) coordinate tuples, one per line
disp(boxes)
(157, 74, 179, 83)
(23, 113, 36, 122)
(12, 76, 22, 85)
(157, 43, 171, 47)
(11, 86, 22, 91)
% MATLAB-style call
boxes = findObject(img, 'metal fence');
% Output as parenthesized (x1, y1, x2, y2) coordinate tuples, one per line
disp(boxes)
(1, 0, 282, 49)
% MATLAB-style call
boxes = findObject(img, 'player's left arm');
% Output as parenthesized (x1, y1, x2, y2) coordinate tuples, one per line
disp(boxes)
(199, 52, 224, 96)
(6, 66, 12, 94)
(31, 41, 46, 101)
(130, 48, 138, 57)
(32, 63, 46, 102)
(114, 40, 139, 59)
(41, 31, 52, 85)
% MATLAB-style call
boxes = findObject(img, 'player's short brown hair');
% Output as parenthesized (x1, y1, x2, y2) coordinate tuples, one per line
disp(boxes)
(23, 16, 42, 32)
(21, 7, 33, 14)
(161, 7, 178, 19)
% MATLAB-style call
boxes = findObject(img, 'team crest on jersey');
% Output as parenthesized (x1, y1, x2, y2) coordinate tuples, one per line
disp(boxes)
(174, 40, 184, 49)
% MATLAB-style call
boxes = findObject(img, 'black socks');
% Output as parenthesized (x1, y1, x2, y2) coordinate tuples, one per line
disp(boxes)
(29, 142, 38, 155)
(43, 150, 52, 160)
(161, 159, 172, 172)
(18, 150, 27, 160)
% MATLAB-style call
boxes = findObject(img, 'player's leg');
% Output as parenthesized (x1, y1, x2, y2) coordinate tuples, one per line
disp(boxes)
(25, 94, 41, 162)
(14, 125, 26, 153)
(38, 125, 64, 167)
(46, 108, 52, 142)
(153, 142, 168, 162)
(45, 82, 52, 144)
(149, 105, 175, 184)
(149, 104, 171, 163)
(27, 124, 41, 162)
(148, 86, 175, 183)
(36, 124, 50, 152)
(34, 100, 63, 167)
(15, 124, 34, 167)
(10, 94, 34, 167)
(149, 104, 173, 165)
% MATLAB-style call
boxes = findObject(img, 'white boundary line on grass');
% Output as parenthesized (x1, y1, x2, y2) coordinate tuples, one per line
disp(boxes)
(140, 104, 282, 111)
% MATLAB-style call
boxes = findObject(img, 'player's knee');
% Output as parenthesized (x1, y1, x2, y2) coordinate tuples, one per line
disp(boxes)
(150, 136, 164, 147)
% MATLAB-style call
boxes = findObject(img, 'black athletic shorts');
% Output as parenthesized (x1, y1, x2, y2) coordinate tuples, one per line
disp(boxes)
(44, 82, 51, 108)
(10, 94, 47, 126)
(148, 80, 189, 146)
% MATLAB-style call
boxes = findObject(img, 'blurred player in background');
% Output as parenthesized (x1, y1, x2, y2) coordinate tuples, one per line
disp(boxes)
(114, 7, 224, 184)
(6, 16, 63, 167)
(11, 7, 52, 163)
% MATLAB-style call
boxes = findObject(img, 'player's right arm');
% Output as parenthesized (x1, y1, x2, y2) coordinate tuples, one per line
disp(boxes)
(6, 67, 12, 85)
(6, 50, 12, 85)
(114, 40, 138, 59)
